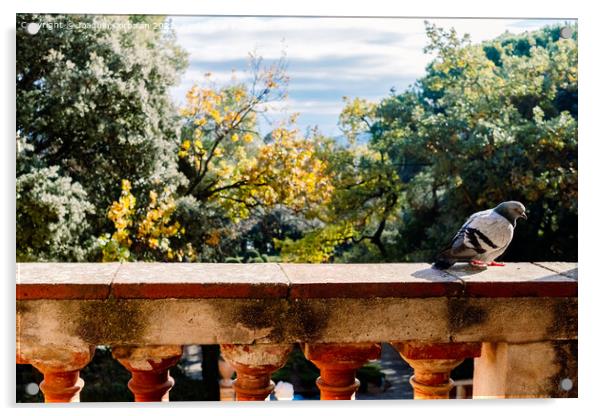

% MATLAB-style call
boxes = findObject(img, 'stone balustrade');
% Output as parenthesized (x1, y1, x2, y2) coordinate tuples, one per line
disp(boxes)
(16, 262, 577, 402)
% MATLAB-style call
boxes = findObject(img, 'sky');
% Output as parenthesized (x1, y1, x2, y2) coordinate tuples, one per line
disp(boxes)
(168, 17, 575, 137)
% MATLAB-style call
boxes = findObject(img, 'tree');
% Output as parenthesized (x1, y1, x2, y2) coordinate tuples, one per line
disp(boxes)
(16, 14, 188, 260)
(17, 142, 94, 261)
(96, 56, 336, 262)
(274, 128, 403, 263)
(279, 23, 578, 263)
(168, 58, 335, 261)
(393, 22, 578, 261)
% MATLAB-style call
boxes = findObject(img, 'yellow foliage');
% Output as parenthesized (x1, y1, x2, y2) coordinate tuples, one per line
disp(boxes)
(106, 179, 136, 249)
(212, 125, 334, 221)
(177, 58, 332, 224)
(101, 180, 194, 262)
(194, 139, 203, 152)
(206, 230, 221, 247)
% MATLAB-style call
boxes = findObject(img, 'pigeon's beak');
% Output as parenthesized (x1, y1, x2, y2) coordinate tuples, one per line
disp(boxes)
(520, 212, 528, 220)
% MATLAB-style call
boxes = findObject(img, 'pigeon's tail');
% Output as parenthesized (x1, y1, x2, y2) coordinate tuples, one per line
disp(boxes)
(432, 259, 455, 270)
(432, 248, 456, 270)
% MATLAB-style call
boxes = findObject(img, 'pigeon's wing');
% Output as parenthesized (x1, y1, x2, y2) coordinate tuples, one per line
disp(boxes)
(466, 211, 514, 252)
(451, 210, 513, 258)
(450, 225, 495, 258)
(434, 210, 493, 264)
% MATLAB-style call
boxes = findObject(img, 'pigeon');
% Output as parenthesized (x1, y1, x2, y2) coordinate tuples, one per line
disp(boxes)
(433, 201, 527, 269)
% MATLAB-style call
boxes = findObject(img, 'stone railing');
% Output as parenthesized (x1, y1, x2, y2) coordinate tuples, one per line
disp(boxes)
(16, 262, 577, 402)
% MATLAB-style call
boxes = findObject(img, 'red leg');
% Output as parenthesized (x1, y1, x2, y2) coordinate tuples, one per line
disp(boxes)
(487, 261, 505, 266)
(469, 260, 486, 267)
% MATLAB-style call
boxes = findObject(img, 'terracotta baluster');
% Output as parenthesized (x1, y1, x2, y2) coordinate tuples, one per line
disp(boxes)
(392, 341, 482, 399)
(220, 343, 293, 401)
(17, 344, 95, 403)
(112, 345, 182, 402)
(304, 342, 381, 400)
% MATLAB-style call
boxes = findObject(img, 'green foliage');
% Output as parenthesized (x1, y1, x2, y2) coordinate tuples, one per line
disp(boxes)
(225, 257, 242, 263)
(16, 166, 94, 261)
(276, 222, 357, 263)
(418, 23, 578, 261)
(276, 23, 577, 263)
(17, 14, 188, 260)
(357, 362, 385, 392)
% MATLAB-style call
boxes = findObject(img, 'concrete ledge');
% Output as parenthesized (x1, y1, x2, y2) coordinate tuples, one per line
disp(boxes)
(445, 263, 577, 298)
(16, 262, 577, 300)
(112, 263, 289, 299)
(282, 263, 463, 298)
(16, 262, 577, 370)
(16, 263, 119, 300)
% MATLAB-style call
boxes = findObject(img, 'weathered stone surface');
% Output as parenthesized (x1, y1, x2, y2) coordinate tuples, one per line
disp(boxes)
(16, 296, 576, 347)
(444, 262, 577, 297)
(221, 343, 293, 368)
(304, 342, 381, 400)
(112, 345, 183, 371)
(446, 297, 577, 343)
(533, 262, 578, 280)
(15, 262, 578, 401)
(473, 340, 578, 398)
(17, 342, 95, 371)
(393, 341, 481, 360)
(16, 262, 577, 300)
(391, 341, 481, 400)
(16, 342, 95, 403)
(282, 263, 462, 298)
(16, 263, 120, 299)
(112, 262, 289, 298)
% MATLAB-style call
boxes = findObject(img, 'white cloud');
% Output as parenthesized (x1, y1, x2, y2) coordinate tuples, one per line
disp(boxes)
(264, 98, 344, 115)
(169, 16, 574, 134)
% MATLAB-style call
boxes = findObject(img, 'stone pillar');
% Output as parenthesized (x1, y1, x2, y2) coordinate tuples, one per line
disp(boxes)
(304, 342, 381, 400)
(112, 345, 182, 402)
(220, 343, 293, 401)
(473, 341, 577, 399)
(17, 344, 95, 403)
(392, 341, 482, 400)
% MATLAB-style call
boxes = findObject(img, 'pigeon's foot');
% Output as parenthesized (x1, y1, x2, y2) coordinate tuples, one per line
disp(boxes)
(469, 260, 487, 269)
(487, 261, 505, 267)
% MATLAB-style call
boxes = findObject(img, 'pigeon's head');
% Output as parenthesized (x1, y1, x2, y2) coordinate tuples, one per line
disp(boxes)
(494, 201, 527, 225)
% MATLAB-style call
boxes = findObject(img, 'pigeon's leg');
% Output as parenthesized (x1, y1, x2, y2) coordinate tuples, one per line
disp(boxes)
(469, 260, 487, 268)
(487, 261, 505, 267)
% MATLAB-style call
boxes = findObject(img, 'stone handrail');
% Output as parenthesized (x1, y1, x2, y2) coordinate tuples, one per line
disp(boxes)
(16, 262, 577, 402)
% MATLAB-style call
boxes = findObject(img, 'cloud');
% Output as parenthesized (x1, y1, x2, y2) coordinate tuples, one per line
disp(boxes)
(169, 16, 575, 136)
